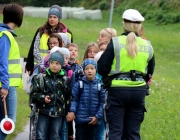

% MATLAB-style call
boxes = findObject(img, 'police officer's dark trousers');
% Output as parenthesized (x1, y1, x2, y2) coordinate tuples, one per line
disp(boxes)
(104, 86, 146, 140)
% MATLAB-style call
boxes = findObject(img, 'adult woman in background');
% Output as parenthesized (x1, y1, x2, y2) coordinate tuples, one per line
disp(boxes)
(25, 5, 73, 76)
(98, 9, 155, 140)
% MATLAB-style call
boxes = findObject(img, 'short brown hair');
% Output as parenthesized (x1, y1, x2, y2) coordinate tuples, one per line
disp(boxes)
(3, 4, 24, 27)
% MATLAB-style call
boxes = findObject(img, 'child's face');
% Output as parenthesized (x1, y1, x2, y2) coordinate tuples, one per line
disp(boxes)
(98, 34, 110, 43)
(99, 44, 107, 51)
(64, 54, 69, 66)
(84, 64, 96, 81)
(49, 60, 61, 73)
(48, 37, 59, 50)
(68, 46, 78, 61)
(87, 47, 98, 59)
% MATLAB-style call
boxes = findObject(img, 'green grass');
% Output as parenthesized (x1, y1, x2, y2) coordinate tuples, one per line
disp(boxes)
(0, 10, 180, 139)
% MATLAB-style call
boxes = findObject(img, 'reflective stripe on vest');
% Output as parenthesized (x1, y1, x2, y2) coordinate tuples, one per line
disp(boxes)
(110, 37, 121, 74)
(0, 30, 22, 87)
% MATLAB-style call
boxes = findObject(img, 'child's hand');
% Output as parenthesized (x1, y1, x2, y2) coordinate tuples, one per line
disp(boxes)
(66, 112, 75, 122)
(88, 116, 98, 125)
(45, 95, 51, 103)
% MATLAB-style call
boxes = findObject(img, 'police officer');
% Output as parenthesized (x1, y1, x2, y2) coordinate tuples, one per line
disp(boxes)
(98, 9, 155, 140)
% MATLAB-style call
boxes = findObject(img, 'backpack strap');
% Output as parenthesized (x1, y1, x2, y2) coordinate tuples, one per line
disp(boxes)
(78, 81, 84, 100)
(78, 81, 102, 100)
(37, 73, 45, 92)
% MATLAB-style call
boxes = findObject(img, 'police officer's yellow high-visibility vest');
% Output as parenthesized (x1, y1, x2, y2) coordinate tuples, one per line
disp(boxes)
(109, 36, 153, 87)
(0, 30, 22, 88)
(39, 32, 72, 58)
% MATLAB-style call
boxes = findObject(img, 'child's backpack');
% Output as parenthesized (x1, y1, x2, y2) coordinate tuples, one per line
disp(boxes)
(26, 65, 43, 94)
(78, 80, 102, 99)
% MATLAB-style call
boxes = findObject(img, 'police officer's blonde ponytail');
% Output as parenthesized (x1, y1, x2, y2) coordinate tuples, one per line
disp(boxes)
(123, 22, 141, 58)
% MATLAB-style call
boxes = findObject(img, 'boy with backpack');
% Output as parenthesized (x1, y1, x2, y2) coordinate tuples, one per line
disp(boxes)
(66, 58, 105, 140)
(29, 52, 71, 140)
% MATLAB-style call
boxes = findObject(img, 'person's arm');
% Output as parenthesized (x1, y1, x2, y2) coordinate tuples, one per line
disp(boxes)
(97, 39, 114, 76)
(33, 32, 43, 65)
(25, 28, 40, 75)
(145, 55, 155, 82)
(69, 82, 79, 113)
(0, 35, 10, 90)
(0, 34, 10, 101)
(66, 81, 79, 122)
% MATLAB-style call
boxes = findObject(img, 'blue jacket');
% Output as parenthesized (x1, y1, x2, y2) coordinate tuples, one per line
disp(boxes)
(70, 76, 105, 124)
(0, 23, 17, 89)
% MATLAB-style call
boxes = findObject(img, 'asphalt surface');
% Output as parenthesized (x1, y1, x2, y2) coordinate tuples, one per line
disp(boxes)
(14, 121, 30, 140)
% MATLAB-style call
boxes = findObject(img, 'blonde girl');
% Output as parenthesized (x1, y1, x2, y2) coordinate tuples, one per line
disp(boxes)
(83, 42, 99, 61)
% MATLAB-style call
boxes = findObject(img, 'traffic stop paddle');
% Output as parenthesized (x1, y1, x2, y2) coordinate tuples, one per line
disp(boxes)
(0, 99, 15, 134)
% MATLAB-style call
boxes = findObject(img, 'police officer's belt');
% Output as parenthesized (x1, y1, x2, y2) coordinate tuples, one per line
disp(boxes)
(113, 71, 144, 81)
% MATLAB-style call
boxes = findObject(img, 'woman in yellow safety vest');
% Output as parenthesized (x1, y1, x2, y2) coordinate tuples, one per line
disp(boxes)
(25, 5, 73, 76)
(98, 9, 155, 140)
(0, 4, 24, 140)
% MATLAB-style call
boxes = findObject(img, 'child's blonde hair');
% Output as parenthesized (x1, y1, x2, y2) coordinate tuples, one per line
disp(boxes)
(66, 43, 78, 50)
(100, 28, 117, 40)
(83, 42, 99, 61)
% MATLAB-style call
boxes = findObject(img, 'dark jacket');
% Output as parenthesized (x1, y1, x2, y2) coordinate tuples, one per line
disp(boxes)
(29, 68, 71, 117)
(25, 24, 73, 75)
(98, 33, 155, 83)
(70, 76, 105, 124)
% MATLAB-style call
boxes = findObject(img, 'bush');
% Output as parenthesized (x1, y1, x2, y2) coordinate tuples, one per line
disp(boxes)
(99, 1, 108, 10)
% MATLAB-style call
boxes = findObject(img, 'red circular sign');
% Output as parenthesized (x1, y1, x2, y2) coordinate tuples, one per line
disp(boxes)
(3, 121, 12, 131)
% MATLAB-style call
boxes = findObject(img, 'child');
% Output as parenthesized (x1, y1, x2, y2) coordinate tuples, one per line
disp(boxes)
(56, 48, 74, 140)
(94, 51, 106, 140)
(29, 52, 71, 140)
(66, 43, 80, 66)
(66, 58, 105, 140)
(67, 43, 83, 81)
(47, 33, 63, 50)
(97, 28, 117, 44)
(83, 42, 99, 61)
(66, 43, 82, 139)
(35, 33, 63, 74)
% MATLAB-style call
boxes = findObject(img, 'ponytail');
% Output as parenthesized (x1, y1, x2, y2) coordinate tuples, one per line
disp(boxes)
(123, 21, 141, 58)
(126, 32, 138, 58)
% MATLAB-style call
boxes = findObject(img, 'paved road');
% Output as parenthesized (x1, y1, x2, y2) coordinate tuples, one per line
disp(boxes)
(14, 121, 30, 140)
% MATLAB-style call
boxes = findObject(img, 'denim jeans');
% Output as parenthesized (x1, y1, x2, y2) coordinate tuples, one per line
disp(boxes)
(36, 113, 63, 140)
(76, 123, 96, 140)
(0, 86, 17, 140)
(61, 118, 66, 140)
(94, 120, 105, 140)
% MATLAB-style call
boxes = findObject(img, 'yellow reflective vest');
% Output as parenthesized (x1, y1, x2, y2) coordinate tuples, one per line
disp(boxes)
(109, 36, 153, 87)
(39, 32, 72, 58)
(0, 30, 22, 88)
